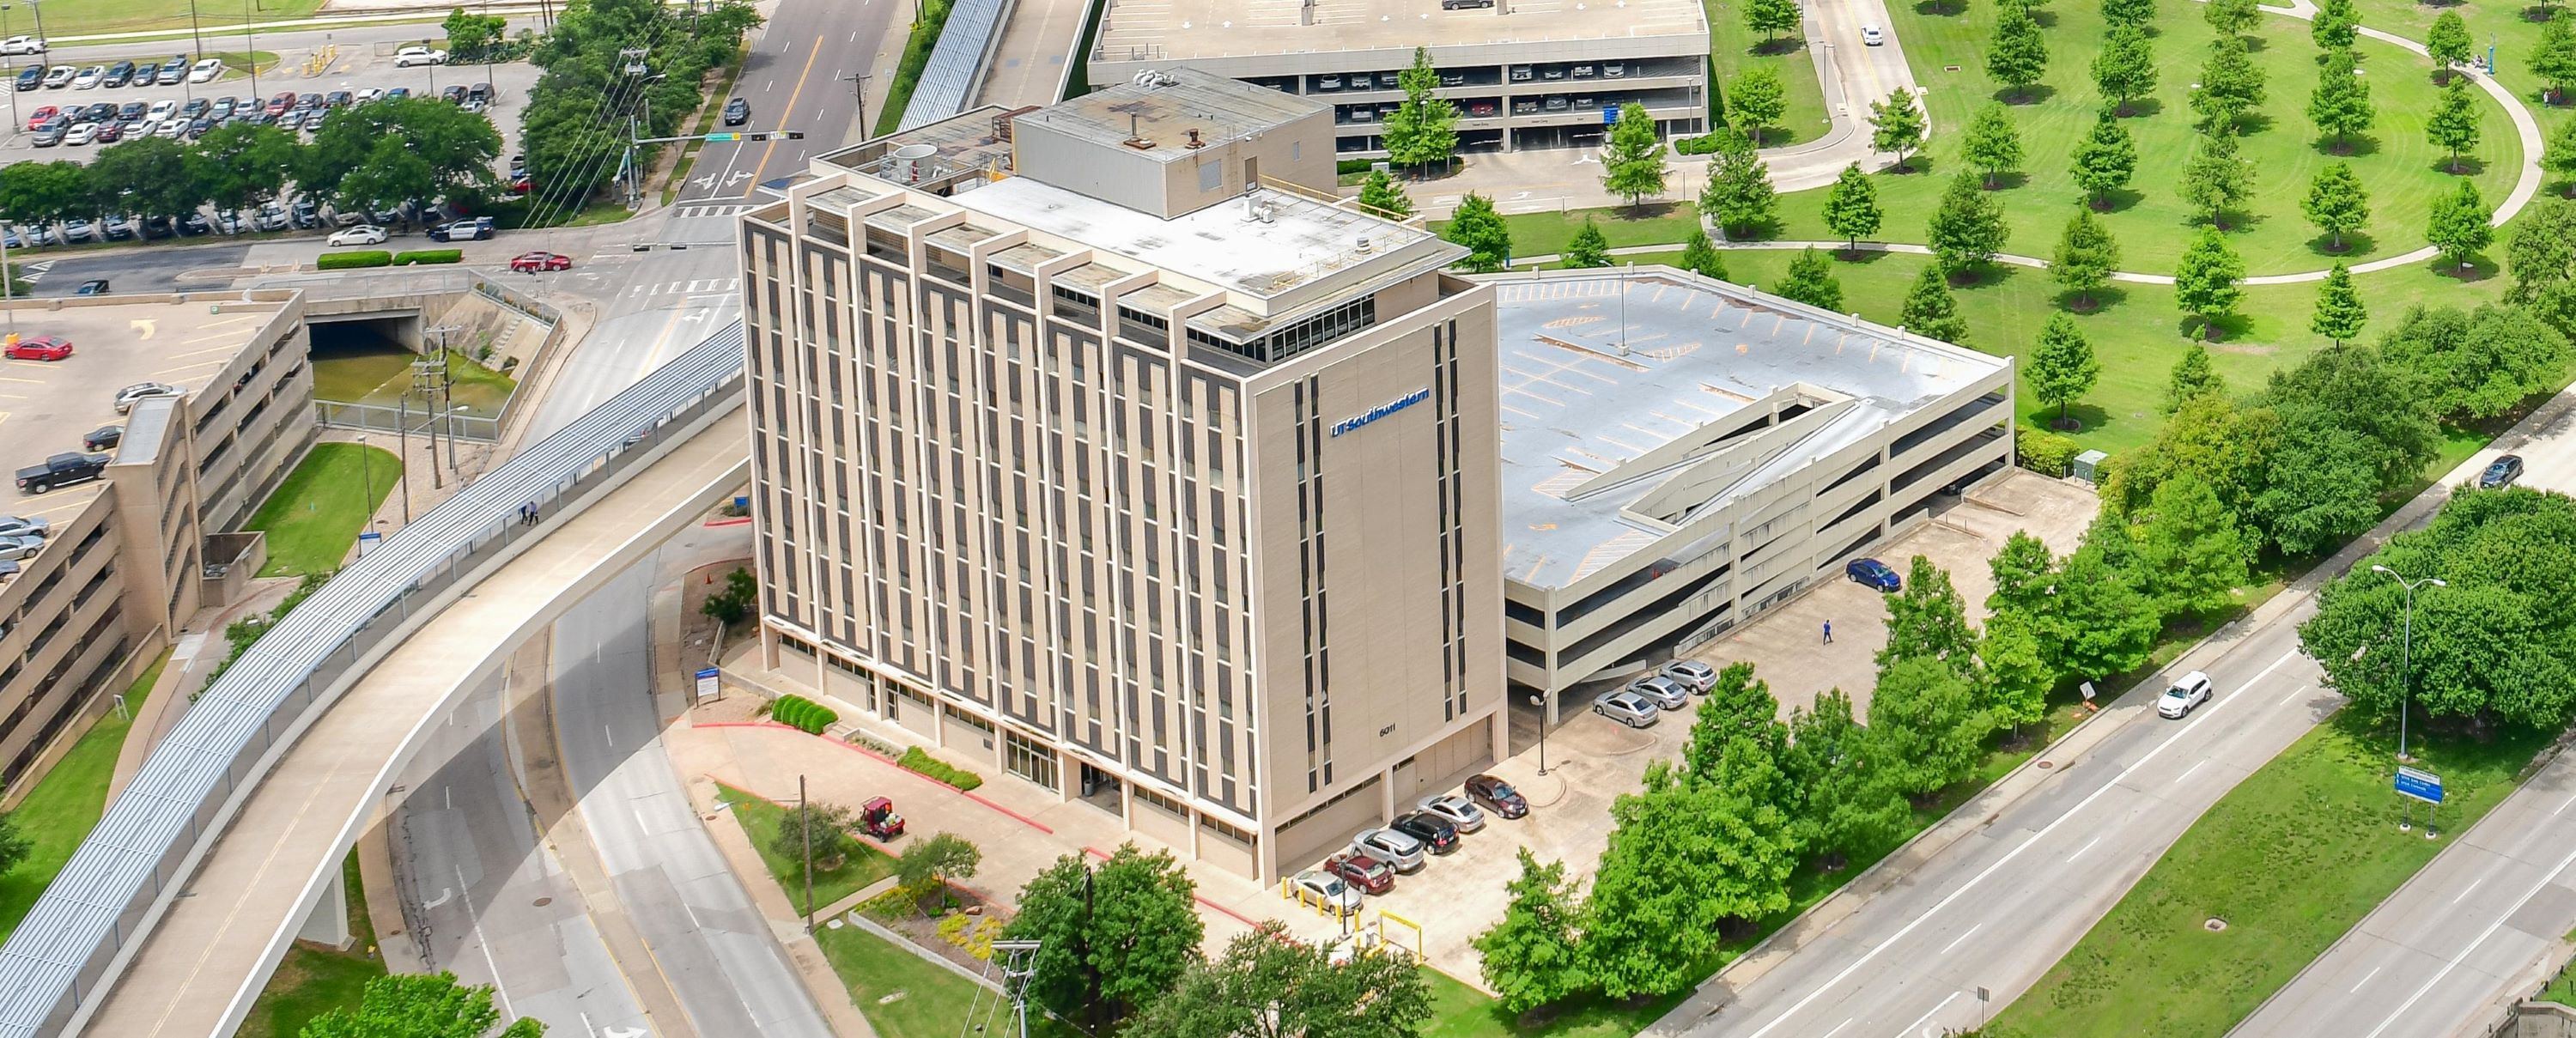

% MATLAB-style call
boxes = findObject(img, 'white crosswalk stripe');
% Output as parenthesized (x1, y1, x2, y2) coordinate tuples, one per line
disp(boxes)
(624, 276, 743, 299)
(672, 203, 757, 220)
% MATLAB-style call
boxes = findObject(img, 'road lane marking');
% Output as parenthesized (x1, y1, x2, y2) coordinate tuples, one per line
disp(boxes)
(1819, 1018, 1854, 1038)
(2279, 683, 2311, 706)
(2453, 872, 2486, 904)
(1741, 647, 2304, 1038)
(742, 38, 825, 197)
(2557, 788, 2576, 816)
(2067, 835, 2103, 862)
(2173, 760, 2206, 786)
(2363, 837, 2576, 1038)
(1895, 991, 1960, 1038)
(2352, 965, 2380, 992)
(1936, 922, 1984, 956)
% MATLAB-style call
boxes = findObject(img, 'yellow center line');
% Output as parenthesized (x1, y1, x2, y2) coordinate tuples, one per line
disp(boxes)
(740, 38, 828, 198)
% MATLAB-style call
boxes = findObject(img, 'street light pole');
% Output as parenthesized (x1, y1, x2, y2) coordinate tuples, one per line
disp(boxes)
(2, 6, 19, 130)
(2370, 564, 2446, 764)
(185, 0, 206, 63)
(243, 0, 258, 97)
(1528, 693, 1548, 776)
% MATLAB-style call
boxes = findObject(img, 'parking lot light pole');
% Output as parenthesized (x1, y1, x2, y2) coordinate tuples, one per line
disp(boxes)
(242, 0, 258, 96)
(2370, 564, 2445, 764)
(1, 6, 18, 128)
(1528, 693, 1548, 776)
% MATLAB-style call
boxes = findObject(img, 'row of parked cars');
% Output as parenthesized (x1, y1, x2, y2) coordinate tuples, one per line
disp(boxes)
(25, 81, 502, 149)
(1589, 659, 1721, 728)
(0, 514, 51, 584)
(11, 53, 226, 94)
(1289, 774, 1533, 914)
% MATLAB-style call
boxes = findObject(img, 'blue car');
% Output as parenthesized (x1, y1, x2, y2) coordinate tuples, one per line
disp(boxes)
(1846, 557, 1902, 592)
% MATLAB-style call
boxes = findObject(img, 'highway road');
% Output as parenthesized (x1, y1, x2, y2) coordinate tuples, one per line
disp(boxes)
(1651, 387, 2576, 1038)
(674, 0, 901, 204)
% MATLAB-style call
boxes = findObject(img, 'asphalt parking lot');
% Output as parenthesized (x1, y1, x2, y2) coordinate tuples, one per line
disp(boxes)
(9, 242, 250, 295)
(0, 298, 267, 512)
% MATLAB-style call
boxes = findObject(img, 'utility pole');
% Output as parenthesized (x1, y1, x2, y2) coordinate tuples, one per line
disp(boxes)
(844, 72, 870, 134)
(410, 358, 444, 489)
(424, 327, 462, 474)
(799, 774, 815, 933)
(242, 0, 258, 97)
(394, 389, 413, 526)
(0, 6, 18, 129)
(994, 940, 1042, 1038)
(185, 0, 205, 64)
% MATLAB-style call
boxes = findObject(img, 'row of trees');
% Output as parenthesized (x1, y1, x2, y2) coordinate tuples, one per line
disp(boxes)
(518, 0, 759, 209)
(0, 100, 499, 230)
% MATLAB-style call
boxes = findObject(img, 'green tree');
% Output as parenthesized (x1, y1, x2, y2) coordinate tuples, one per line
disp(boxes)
(2045, 527, 2161, 679)
(1870, 89, 1926, 171)
(1688, 662, 1787, 774)
(700, 567, 757, 624)
(2537, 15, 2576, 106)
(1128, 920, 1432, 1038)
(2427, 9, 2474, 80)
(0, 814, 28, 886)
(1927, 171, 2009, 278)
(2307, 47, 2375, 150)
(2312, 0, 2359, 51)
(2250, 344, 2439, 553)
(1600, 102, 1669, 207)
(2135, 472, 2252, 618)
(2173, 228, 2246, 339)
(2427, 177, 2494, 268)
(1728, 65, 1788, 146)
(305, 96, 501, 213)
(2028, 312, 2102, 428)
(2053, 206, 2120, 310)
(0, 160, 95, 230)
(1878, 555, 1980, 674)
(2164, 343, 2225, 414)
(1780, 688, 1911, 866)
(2191, 36, 2267, 131)
(1777, 247, 1846, 309)
(1979, 610, 2056, 736)
(441, 6, 510, 57)
(1583, 761, 1795, 997)
(1988, 529, 2060, 619)
(1987, 4, 2050, 101)
(2427, 76, 2482, 173)
(1384, 46, 1461, 173)
(1357, 168, 1413, 218)
(2312, 263, 2368, 346)
(522, 0, 761, 203)
(1443, 192, 1512, 272)
(2092, 25, 2159, 117)
(2509, 197, 2576, 303)
(196, 123, 302, 216)
(1866, 657, 1990, 797)
(2204, 0, 2261, 37)
(1680, 227, 1730, 281)
(1822, 162, 1883, 253)
(87, 138, 214, 222)
(1901, 264, 1971, 344)
(2546, 117, 2576, 197)
(1006, 845, 1205, 1029)
(1703, 131, 1779, 237)
(2070, 111, 2137, 208)
(1564, 217, 1613, 268)
(2378, 302, 2570, 420)
(2102, 0, 2154, 27)
(2180, 126, 2254, 227)
(2302, 161, 2371, 252)
(1961, 102, 2026, 188)
(768, 801, 856, 881)
(1746, 0, 1802, 40)
(299, 972, 543, 1038)
(1474, 850, 1590, 1015)
(893, 831, 981, 901)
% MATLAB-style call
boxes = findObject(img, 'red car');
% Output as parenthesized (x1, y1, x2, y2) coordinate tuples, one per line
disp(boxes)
(509, 251, 573, 273)
(25, 106, 56, 131)
(1324, 851, 1394, 895)
(266, 91, 296, 116)
(3, 335, 73, 361)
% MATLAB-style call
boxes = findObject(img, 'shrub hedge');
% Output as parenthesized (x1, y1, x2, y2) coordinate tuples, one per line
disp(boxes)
(316, 251, 392, 270)
(392, 249, 465, 266)
(769, 694, 837, 734)
(2015, 423, 2083, 477)
(897, 747, 983, 791)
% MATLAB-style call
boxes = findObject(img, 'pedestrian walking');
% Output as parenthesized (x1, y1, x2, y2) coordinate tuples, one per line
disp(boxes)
(521, 501, 539, 526)
(1823, 619, 1833, 644)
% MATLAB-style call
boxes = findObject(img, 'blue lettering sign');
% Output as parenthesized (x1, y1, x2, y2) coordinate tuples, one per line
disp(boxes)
(1331, 388, 1431, 437)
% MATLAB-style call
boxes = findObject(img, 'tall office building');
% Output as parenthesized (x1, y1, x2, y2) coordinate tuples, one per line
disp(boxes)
(738, 70, 1505, 883)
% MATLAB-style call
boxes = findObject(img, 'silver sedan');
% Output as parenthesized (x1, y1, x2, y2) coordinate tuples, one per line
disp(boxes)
(1416, 793, 1486, 835)
(1593, 689, 1661, 728)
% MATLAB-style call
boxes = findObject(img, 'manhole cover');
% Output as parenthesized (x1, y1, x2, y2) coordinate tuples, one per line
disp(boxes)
(2037, 761, 2055, 770)
(2205, 918, 2227, 932)
(533, 897, 553, 907)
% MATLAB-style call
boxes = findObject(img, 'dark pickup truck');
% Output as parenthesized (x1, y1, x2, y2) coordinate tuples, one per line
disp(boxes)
(15, 452, 110, 494)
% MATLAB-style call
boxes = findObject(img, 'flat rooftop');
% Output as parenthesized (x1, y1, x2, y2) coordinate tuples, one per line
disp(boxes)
(1, 299, 276, 517)
(1093, 0, 1706, 64)
(948, 174, 1459, 303)
(1496, 270, 2008, 591)
(1018, 70, 1327, 162)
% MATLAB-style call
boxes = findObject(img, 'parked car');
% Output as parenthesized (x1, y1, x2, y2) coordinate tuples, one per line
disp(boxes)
(188, 56, 224, 82)
(291, 198, 320, 228)
(1389, 810, 1460, 855)
(1323, 852, 1394, 895)
(1846, 556, 1902, 592)
(440, 83, 468, 104)
(77, 100, 111, 122)
(509, 251, 572, 272)
(113, 381, 184, 414)
(2479, 454, 2524, 489)
(89, 120, 122, 143)
(722, 96, 750, 125)
(428, 216, 495, 242)
(15, 452, 109, 494)
(2157, 670, 2215, 719)
(0, 536, 41, 563)
(1348, 828, 1425, 872)
(154, 56, 188, 86)
(1415, 793, 1486, 834)
(265, 91, 294, 115)
(1593, 689, 1660, 728)
(1625, 675, 1691, 711)
(74, 278, 108, 295)
(100, 215, 133, 240)
(467, 81, 491, 102)
(1660, 659, 1717, 692)
(3, 335, 72, 361)
(1463, 774, 1528, 819)
(1290, 869, 1364, 915)
(100, 59, 135, 88)
(384, 86, 410, 100)
(324, 88, 353, 107)
(81, 424, 123, 452)
(327, 224, 388, 246)
(58, 215, 94, 240)
(28, 121, 63, 146)
(0, 515, 49, 539)
(13, 65, 40, 92)
(394, 46, 449, 66)
(180, 213, 210, 235)
(51, 64, 82, 88)
(22, 105, 56, 131)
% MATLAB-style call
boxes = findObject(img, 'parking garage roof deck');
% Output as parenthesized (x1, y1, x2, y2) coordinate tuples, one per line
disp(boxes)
(1495, 270, 2009, 592)
(1092, 0, 1707, 64)
(0, 297, 282, 512)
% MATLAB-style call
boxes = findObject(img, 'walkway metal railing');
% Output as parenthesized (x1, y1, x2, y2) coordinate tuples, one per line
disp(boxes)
(899, 0, 1018, 131)
(313, 400, 504, 442)
(0, 323, 750, 1038)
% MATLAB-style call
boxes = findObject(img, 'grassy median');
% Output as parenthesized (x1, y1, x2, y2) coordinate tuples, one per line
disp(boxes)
(246, 443, 402, 577)
(717, 782, 897, 911)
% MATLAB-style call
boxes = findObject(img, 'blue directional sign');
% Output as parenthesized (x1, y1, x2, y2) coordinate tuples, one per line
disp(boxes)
(1602, 107, 1619, 125)
(2396, 766, 2445, 804)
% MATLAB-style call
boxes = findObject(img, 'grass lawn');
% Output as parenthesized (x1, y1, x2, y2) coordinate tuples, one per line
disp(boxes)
(716, 783, 898, 911)
(1706, 0, 1830, 147)
(233, 852, 387, 1038)
(311, 342, 517, 417)
(0, 650, 165, 943)
(1985, 718, 2554, 1037)
(22, 0, 323, 38)
(1753, 3, 2520, 275)
(245, 443, 401, 577)
(814, 920, 1077, 1038)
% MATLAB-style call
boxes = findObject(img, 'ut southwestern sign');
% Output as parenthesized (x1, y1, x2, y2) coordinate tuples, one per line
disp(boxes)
(2396, 765, 2444, 804)
(1332, 388, 1430, 437)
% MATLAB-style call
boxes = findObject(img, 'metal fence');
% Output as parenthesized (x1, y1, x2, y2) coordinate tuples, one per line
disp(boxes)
(313, 400, 504, 442)
(0, 323, 749, 1038)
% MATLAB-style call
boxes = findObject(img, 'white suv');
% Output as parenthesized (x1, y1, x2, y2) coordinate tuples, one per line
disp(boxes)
(2157, 671, 2215, 719)
(392, 46, 448, 67)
